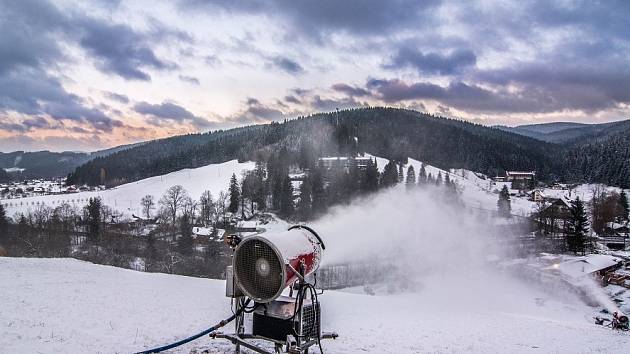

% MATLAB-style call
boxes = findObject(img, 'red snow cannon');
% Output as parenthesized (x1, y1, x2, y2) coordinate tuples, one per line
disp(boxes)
(233, 225, 325, 303)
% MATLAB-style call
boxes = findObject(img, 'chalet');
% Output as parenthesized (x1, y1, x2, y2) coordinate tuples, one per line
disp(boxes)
(536, 197, 572, 236)
(554, 254, 623, 279)
(318, 156, 373, 172)
(506, 171, 536, 190)
(603, 222, 630, 238)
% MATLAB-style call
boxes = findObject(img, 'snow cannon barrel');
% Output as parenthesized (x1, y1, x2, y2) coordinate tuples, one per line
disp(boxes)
(233, 225, 324, 303)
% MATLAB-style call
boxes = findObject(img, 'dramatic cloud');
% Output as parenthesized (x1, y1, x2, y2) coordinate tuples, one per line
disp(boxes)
(104, 92, 130, 104)
(134, 101, 213, 128)
(331, 83, 370, 97)
(270, 56, 304, 75)
(384, 47, 476, 75)
(179, 75, 200, 85)
(77, 21, 174, 81)
(0, 68, 121, 132)
(3, 0, 630, 151)
(181, 0, 441, 39)
(232, 98, 285, 125)
(1, 0, 182, 81)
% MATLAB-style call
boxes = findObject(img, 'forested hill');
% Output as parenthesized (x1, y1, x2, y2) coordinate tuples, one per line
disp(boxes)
(562, 127, 630, 188)
(0, 151, 92, 180)
(67, 107, 558, 187)
(496, 119, 630, 145)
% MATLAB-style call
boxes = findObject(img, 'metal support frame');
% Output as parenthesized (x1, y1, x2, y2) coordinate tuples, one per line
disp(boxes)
(211, 292, 338, 354)
(210, 332, 338, 354)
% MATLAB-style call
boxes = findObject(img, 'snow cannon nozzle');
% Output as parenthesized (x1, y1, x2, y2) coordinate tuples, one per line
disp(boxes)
(232, 225, 323, 303)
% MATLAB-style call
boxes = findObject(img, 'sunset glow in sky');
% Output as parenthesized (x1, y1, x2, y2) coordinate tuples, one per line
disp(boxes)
(1, 0, 629, 151)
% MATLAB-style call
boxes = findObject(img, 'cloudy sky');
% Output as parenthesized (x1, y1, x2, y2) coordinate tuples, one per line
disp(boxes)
(1, 0, 629, 152)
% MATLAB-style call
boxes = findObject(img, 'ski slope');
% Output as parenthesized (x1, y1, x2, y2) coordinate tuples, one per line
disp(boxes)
(1, 257, 628, 354)
(368, 154, 537, 217)
(1, 160, 255, 218)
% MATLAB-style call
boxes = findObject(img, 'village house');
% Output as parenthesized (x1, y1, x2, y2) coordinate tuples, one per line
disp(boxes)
(535, 197, 574, 251)
(506, 171, 536, 190)
(318, 156, 373, 172)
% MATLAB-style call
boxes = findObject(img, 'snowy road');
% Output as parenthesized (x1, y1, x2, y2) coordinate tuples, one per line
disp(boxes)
(2, 257, 629, 353)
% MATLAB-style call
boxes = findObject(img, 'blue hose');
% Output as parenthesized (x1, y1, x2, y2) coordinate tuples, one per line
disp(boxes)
(135, 310, 242, 353)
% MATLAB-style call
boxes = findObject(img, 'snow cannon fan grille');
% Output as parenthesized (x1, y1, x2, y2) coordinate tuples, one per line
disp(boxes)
(233, 237, 285, 303)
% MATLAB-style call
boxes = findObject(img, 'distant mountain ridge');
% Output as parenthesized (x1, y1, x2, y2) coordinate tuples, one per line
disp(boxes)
(4, 109, 629, 188)
(0, 142, 145, 181)
(495, 119, 630, 144)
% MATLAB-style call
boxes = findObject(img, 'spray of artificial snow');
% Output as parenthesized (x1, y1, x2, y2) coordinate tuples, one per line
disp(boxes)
(310, 185, 601, 315)
(576, 277, 621, 314)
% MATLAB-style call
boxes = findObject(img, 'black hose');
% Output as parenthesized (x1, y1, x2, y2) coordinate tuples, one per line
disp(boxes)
(135, 299, 250, 354)
(288, 225, 326, 250)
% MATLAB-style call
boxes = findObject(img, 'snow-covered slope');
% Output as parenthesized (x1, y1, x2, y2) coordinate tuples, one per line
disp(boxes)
(2, 154, 623, 221)
(367, 154, 537, 216)
(1, 257, 628, 354)
(2, 160, 255, 218)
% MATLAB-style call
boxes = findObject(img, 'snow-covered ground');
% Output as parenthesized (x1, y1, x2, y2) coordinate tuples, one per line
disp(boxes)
(1, 155, 624, 223)
(1, 160, 255, 218)
(2, 257, 629, 354)
(367, 154, 536, 217)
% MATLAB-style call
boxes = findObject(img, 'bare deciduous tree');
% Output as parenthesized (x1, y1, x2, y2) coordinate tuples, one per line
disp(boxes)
(159, 185, 189, 226)
(140, 195, 155, 219)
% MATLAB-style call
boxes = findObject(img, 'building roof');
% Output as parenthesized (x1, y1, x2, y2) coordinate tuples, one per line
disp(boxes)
(506, 171, 536, 176)
(556, 254, 622, 279)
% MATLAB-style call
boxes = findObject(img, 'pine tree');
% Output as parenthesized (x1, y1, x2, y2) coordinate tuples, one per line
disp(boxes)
(253, 162, 267, 210)
(279, 175, 294, 217)
(398, 164, 404, 183)
(567, 197, 589, 255)
(620, 190, 629, 221)
(178, 213, 193, 255)
(380, 161, 399, 187)
(0, 203, 7, 231)
(311, 168, 326, 215)
(418, 164, 427, 185)
(497, 185, 511, 218)
(436, 171, 443, 186)
(297, 177, 312, 220)
(362, 158, 379, 192)
(228, 173, 240, 214)
(86, 197, 102, 239)
(405, 165, 416, 189)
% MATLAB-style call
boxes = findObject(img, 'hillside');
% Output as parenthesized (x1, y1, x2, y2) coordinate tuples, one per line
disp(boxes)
(563, 130, 630, 188)
(497, 119, 630, 145)
(67, 108, 558, 187)
(0, 151, 91, 180)
(2, 257, 629, 353)
(2, 159, 254, 218)
(0, 144, 145, 181)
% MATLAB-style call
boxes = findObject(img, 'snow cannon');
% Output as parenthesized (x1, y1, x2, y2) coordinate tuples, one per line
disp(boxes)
(233, 225, 324, 303)
(613, 312, 629, 330)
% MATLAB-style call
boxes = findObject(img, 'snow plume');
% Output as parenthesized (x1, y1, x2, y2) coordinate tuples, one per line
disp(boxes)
(576, 277, 621, 315)
(314, 185, 498, 269)
(311, 185, 589, 314)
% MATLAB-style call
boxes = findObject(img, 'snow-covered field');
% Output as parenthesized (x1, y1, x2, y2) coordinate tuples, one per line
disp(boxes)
(1, 154, 623, 222)
(2, 257, 629, 354)
(1, 160, 255, 218)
